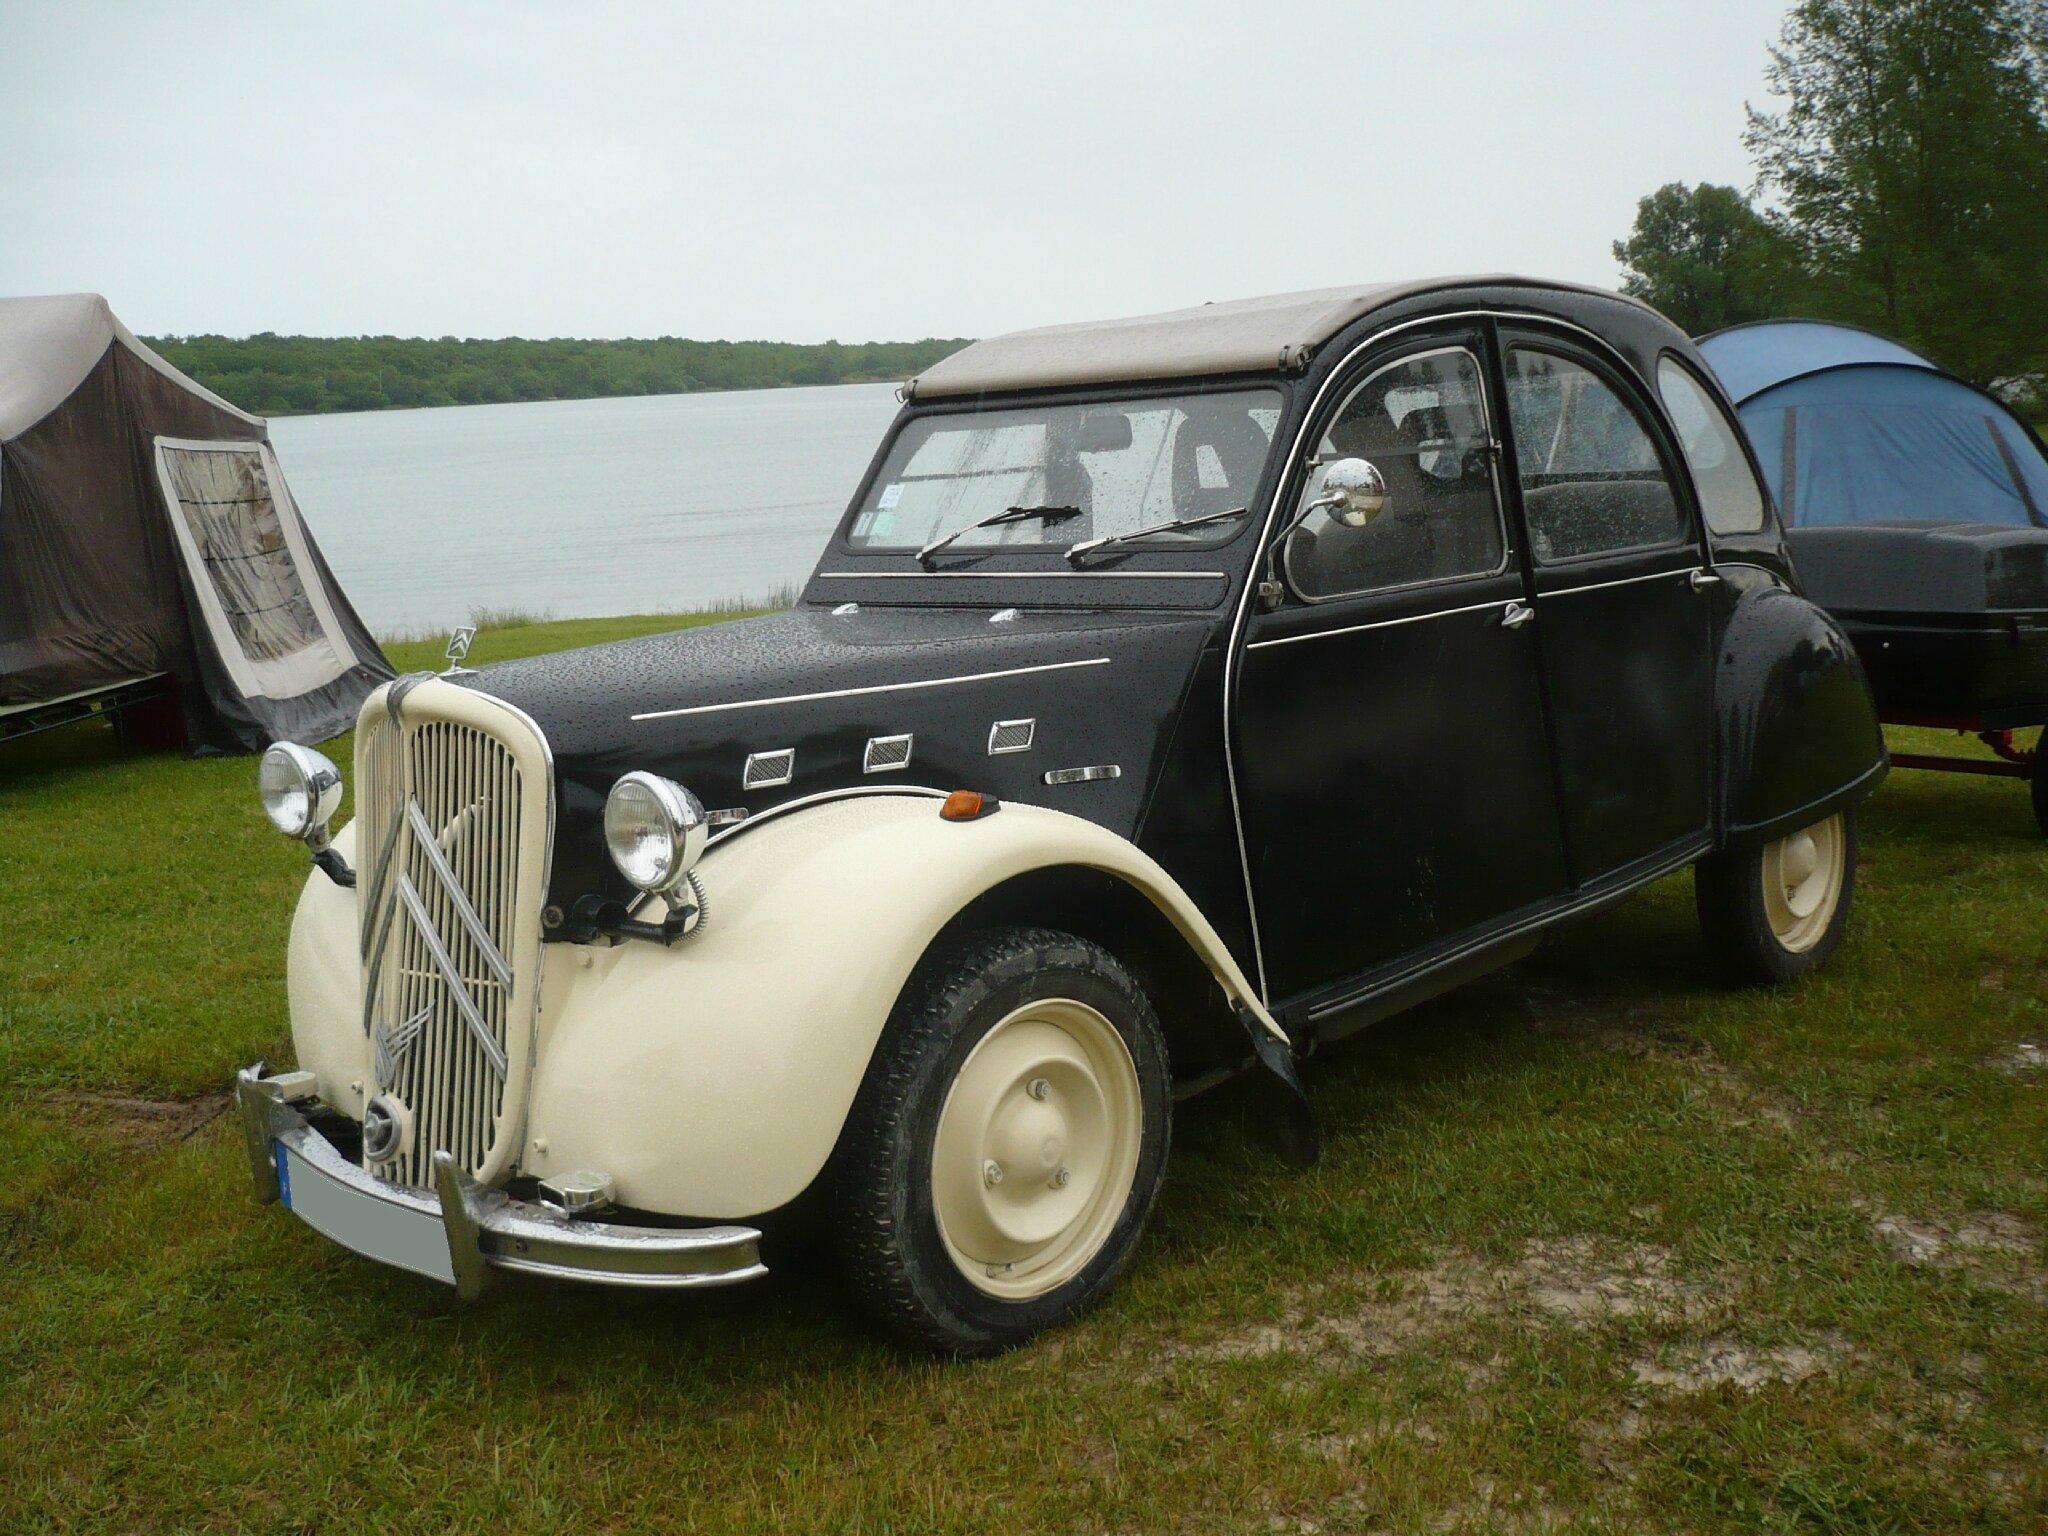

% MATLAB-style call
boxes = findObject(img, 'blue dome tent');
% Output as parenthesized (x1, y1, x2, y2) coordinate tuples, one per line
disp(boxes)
(1698, 319, 2048, 832)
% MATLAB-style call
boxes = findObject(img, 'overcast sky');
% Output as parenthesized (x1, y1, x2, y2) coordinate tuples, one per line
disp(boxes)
(1, 1, 1789, 342)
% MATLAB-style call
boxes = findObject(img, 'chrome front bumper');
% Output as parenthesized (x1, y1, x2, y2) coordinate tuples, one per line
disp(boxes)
(234, 1067, 766, 1298)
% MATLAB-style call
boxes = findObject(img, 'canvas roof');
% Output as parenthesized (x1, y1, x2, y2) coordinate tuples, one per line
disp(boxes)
(0, 292, 262, 441)
(905, 274, 1609, 399)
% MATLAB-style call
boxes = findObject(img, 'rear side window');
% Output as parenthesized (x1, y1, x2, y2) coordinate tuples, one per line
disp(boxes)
(1658, 358, 1767, 535)
(1505, 349, 1687, 563)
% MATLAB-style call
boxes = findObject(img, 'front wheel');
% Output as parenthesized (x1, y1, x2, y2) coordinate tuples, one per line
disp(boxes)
(831, 926, 1171, 1355)
(1694, 810, 1857, 985)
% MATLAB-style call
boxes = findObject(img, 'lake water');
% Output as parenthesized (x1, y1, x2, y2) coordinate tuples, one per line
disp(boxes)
(268, 383, 902, 635)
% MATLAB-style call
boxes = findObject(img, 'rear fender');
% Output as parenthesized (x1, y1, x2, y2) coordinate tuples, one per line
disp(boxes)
(1715, 586, 1887, 843)
(521, 794, 1286, 1219)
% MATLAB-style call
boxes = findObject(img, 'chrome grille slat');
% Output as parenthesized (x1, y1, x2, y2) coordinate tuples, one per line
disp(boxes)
(356, 689, 540, 1189)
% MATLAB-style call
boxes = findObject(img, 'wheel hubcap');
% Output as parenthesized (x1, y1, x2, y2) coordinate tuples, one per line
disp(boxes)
(1761, 814, 1845, 953)
(931, 998, 1142, 1300)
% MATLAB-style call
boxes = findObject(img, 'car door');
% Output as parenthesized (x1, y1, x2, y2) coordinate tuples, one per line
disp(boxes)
(1236, 333, 1569, 1006)
(1495, 330, 1715, 885)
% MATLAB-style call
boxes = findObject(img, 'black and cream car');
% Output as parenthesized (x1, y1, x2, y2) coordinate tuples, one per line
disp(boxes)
(239, 277, 1887, 1353)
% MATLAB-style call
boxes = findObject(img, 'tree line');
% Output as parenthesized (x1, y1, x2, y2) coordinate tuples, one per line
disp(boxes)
(1613, 0, 2047, 406)
(140, 333, 973, 416)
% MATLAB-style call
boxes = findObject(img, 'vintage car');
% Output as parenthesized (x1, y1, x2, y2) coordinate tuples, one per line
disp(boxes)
(237, 276, 1887, 1353)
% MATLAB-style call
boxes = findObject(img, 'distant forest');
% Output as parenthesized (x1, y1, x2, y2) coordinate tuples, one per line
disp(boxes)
(140, 334, 973, 416)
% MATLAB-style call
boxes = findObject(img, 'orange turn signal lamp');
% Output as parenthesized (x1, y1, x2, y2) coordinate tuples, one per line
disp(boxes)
(940, 789, 1001, 822)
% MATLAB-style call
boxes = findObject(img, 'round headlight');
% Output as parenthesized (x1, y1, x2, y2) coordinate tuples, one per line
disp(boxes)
(604, 771, 708, 894)
(259, 741, 344, 841)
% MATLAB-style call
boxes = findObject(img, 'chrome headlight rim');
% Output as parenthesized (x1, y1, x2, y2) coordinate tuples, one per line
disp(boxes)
(603, 770, 708, 895)
(258, 741, 344, 844)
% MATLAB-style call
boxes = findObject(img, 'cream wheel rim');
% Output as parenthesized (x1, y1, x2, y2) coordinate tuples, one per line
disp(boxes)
(931, 997, 1143, 1300)
(1761, 813, 1845, 953)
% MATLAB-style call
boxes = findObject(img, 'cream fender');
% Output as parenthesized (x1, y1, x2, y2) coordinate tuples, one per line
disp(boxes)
(518, 794, 1289, 1218)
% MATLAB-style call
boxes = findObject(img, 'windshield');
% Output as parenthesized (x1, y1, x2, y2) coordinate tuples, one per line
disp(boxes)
(846, 388, 1284, 554)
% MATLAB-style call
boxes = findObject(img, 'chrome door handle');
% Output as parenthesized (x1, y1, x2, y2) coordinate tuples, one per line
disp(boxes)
(1688, 568, 1723, 590)
(1501, 600, 1535, 630)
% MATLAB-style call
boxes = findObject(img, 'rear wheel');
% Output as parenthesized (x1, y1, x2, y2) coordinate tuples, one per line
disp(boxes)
(1695, 810, 1856, 984)
(832, 926, 1171, 1354)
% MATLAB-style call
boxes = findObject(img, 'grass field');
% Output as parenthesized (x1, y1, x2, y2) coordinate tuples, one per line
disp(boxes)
(2, 612, 2044, 1534)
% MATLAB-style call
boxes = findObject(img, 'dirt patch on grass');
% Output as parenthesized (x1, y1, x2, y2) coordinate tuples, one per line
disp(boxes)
(1987, 1041, 2046, 1075)
(1868, 1208, 2043, 1300)
(1631, 1336, 1847, 1392)
(1164, 1237, 1714, 1371)
(41, 1089, 229, 1147)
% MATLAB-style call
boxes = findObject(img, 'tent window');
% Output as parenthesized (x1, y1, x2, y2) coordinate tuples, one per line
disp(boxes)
(1657, 359, 1767, 536)
(160, 447, 324, 662)
(152, 439, 357, 701)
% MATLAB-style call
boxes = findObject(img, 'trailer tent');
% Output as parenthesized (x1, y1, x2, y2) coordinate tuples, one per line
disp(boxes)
(0, 293, 391, 752)
(1697, 319, 2048, 532)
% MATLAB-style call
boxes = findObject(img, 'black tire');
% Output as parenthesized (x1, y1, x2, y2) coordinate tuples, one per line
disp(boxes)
(1695, 808, 1858, 985)
(2031, 732, 2047, 837)
(830, 926, 1172, 1355)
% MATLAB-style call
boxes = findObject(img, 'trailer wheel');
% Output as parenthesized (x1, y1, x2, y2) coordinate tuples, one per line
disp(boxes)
(831, 926, 1171, 1355)
(2031, 733, 2047, 837)
(1695, 810, 1857, 985)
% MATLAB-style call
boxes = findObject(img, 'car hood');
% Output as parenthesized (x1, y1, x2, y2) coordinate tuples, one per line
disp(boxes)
(453, 605, 1218, 916)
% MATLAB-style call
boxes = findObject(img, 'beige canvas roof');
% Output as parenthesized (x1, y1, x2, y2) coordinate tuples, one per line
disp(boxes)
(0, 292, 263, 441)
(906, 274, 1633, 398)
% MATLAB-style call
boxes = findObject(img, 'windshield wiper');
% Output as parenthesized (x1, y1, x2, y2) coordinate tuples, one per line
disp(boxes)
(916, 504, 1083, 569)
(1064, 505, 1248, 565)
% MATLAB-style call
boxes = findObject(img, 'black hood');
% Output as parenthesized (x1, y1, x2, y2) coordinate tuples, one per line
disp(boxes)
(455, 605, 1218, 919)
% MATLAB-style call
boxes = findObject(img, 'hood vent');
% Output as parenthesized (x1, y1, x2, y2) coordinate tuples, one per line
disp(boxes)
(987, 718, 1036, 755)
(862, 733, 914, 774)
(743, 748, 795, 789)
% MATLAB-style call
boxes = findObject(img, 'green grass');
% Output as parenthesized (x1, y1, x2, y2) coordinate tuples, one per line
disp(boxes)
(2, 616, 2044, 1534)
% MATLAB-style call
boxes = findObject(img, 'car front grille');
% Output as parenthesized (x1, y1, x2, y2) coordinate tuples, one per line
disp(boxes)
(354, 680, 552, 1188)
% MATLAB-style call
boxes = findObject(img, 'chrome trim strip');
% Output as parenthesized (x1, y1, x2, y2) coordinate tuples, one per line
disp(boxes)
(1043, 764, 1121, 785)
(1539, 566, 1698, 598)
(815, 570, 1225, 581)
(395, 874, 511, 1079)
(1222, 304, 1674, 1003)
(1709, 559, 1788, 587)
(696, 785, 952, 861)
(404, 800, 515, 991)
(632, 657, 1111, 723)
(1244, 597, 1507, 651)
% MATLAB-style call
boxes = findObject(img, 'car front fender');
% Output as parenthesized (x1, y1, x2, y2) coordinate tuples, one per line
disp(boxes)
(1715, 585, 1888, 842)
(520, 793, 1285, 1220)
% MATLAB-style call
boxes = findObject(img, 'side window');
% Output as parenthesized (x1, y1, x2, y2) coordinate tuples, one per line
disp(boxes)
(1286, 348, 1505, 600)
(1505, 349, 1687, 563)
(1657, 358, 1767, 535)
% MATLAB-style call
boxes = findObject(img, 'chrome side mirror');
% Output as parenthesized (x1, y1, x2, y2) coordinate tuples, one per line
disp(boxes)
(1305, 457, 1388, 528)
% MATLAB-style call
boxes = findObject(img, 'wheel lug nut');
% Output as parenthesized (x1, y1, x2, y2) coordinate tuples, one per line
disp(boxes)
(1027, 1077, 1050, 1100)
(1051, 1166, 1070, 1188)
(983, 1160, 1004, 1187)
